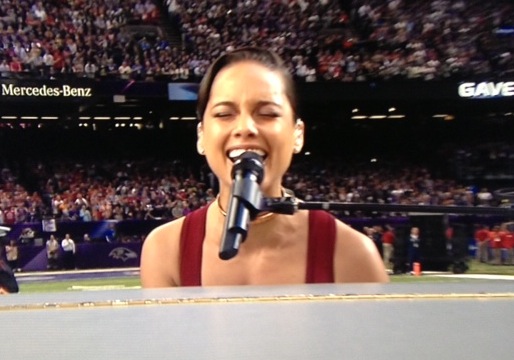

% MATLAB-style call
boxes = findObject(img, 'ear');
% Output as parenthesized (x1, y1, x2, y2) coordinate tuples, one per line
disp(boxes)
(196, 122, 205, 155)
(293, 119, 304, 154)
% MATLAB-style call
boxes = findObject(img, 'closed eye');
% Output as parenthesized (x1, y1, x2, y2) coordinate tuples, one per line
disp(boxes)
(256, 112, 281, 119)
(213, 112, 234, 119)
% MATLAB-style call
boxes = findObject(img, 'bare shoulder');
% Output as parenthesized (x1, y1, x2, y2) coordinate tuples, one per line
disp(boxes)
(140, 217, 185, 288)
(333, 220, 389, 283)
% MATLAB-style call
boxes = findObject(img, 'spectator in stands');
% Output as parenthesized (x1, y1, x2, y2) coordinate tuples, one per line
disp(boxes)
(118, 60, 132, 79)
(0, 59, 10, 77)
(140, 47, 388, 287)
(79, 205, 92, 222)
(477, 188, 494, 206)
(9, 56, 22, 73)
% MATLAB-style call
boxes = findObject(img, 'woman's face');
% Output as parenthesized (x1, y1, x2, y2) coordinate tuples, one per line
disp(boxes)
(198, 60, 304, 196)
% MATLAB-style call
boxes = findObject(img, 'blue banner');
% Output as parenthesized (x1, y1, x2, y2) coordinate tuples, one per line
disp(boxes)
(19, 242, 142, 271)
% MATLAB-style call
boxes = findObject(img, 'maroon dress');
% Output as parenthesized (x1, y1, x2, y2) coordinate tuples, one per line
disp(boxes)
(179, 206, 336, 286)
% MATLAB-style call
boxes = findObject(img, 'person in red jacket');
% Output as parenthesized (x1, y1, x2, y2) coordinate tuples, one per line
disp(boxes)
(382, 225, 395, 270)
(488, 225, 503, 265)
(500, 227, 514, 265)
(474, 224, 490, 263)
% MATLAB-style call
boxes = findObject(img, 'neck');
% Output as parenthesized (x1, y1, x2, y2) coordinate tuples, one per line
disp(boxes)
(217, 185, 284, 212)
(216, 195, 277, 225)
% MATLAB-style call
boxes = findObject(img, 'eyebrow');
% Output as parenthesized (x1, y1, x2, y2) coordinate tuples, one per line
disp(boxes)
(211, 100, 283, 109)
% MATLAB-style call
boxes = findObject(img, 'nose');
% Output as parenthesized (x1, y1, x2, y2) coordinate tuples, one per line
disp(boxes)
(233, 113, 258, 137)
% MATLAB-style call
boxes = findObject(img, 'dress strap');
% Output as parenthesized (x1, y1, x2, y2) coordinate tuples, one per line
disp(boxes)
(179, 206, 208, 286)
(306, 210, 336, 283)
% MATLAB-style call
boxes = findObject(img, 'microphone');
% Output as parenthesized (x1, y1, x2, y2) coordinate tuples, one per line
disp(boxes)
(219, 151, 264, 260)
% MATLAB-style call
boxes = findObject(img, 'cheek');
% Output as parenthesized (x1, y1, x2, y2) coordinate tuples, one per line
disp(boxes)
(201, 125, 230, 178)
(202, 124, 224, 150)
(271, 127, 295, 152)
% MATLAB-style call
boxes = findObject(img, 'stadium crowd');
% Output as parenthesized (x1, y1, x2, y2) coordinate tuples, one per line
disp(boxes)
(0, 154, 504, 226)
(168, 0, 514, 81)
(0, 0, 512, 81)
(4, 154, 514, 267)
(0, 0, 163, 80)
(0, 0, 512, 226)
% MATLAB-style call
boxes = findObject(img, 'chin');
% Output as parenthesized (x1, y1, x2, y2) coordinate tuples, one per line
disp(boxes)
(259, 178, 283, 197)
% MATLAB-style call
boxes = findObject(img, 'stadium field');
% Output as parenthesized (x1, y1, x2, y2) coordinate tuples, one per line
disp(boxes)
(14, 260, 514, 293)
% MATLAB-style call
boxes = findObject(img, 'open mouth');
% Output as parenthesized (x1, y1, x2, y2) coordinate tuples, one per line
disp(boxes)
(227, 148, 268, 163)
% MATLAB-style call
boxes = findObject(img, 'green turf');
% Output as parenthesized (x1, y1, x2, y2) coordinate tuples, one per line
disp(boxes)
(466, 259, 514, 275)
(19, 277, 141, 293)
(388, 275, 478, 283)
(391, 259, 514, 282)
(16, 260, 514, 293)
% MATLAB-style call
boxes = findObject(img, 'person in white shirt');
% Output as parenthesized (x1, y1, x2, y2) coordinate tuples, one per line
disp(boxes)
(5, 239, 19, 271)
(46, 235, 60, 270)
(61, 234, 76, 270)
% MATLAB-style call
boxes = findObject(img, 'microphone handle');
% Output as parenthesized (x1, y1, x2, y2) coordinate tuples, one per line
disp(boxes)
(219, 172, 263, 260)
(219, 189, 251, 260)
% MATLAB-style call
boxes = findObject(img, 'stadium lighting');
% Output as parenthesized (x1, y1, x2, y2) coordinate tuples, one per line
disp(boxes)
(1, 116, 17, 120)
(351, 115, 367, 119)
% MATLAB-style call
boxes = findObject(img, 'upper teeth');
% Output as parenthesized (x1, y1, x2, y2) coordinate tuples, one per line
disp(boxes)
(228, 149, 266, 159)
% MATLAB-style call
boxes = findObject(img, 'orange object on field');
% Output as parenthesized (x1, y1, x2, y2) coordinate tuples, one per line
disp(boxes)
(413, 262, 421, 276)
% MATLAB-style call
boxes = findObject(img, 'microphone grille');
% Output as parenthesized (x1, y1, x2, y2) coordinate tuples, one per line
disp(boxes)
(231, 151, 264, 183)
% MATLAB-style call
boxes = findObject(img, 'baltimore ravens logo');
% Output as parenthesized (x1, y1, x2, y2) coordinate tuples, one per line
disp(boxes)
(109, 247, 138, 262)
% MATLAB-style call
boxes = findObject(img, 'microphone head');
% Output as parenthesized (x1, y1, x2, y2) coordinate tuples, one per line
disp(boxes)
(231, 151, 264, 184)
